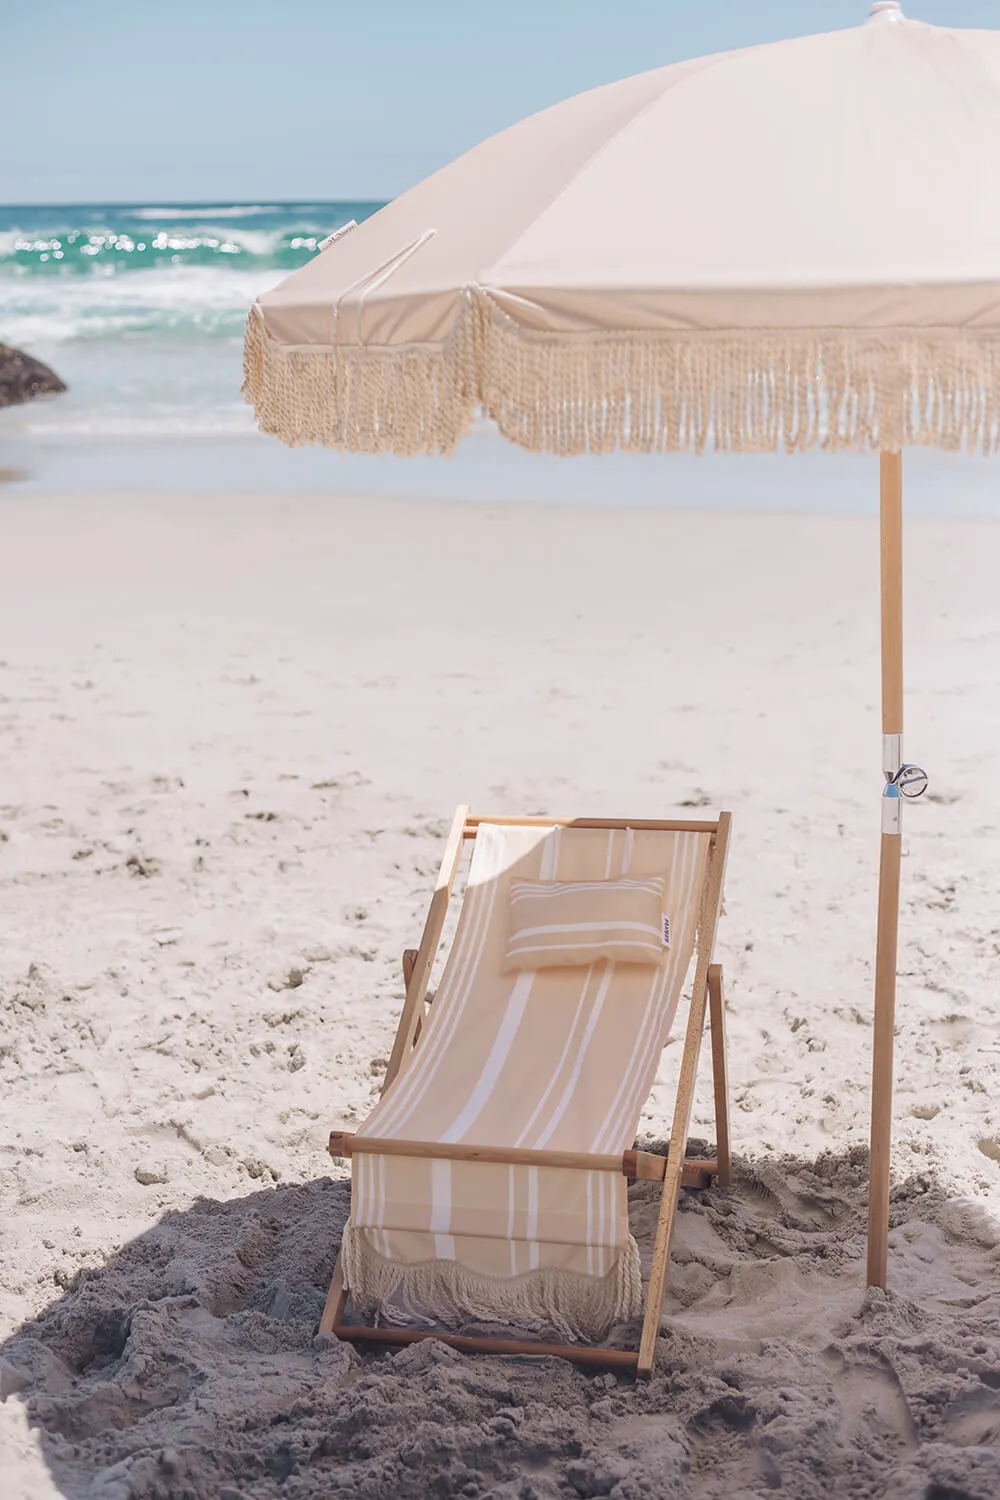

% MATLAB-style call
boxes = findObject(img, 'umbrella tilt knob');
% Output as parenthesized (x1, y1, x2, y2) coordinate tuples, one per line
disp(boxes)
(894, 764, 929, 800)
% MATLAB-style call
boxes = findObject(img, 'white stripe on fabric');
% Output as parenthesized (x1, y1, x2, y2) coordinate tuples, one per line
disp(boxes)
(594, 833, 696, 1152)
(515, 963, 595, 1146)
(353, 1150, 366, 1225)
(374, 821, 508, 1136)
(592, 861, 681, 1153)
(543, 827, 562, 880)
(510, 920, 663, 939)
(527, 1168, 539, 1270)
(368, 826, 497, 1135)
(371, 821, 501, 1133)
(376, 1153, 386, 1255)
(441, 968, 534, 1142)
(430, 1158, 456, 1260)
(437, 828, 560, 1144)
(381, 1154, 394, 1258)
(534, 958, 616, 1148)
(595, 832, 703, 1151)
(513, 829, 612, 1149)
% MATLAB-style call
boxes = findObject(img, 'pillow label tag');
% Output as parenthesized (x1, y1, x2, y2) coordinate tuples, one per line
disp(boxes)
(662, 914, 671, 948)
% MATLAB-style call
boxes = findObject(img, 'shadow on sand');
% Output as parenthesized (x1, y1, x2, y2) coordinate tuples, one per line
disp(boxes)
(3, 1151, 1000, 1500)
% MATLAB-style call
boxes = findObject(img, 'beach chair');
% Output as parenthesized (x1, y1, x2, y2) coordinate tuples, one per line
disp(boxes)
(321, 807, 732, 1378)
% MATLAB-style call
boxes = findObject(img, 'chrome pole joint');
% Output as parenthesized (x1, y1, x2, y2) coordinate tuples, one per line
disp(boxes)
(881, 733, 928, 834)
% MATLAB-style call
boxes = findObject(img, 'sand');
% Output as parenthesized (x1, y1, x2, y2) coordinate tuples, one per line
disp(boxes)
(1, 489, 999, 1498)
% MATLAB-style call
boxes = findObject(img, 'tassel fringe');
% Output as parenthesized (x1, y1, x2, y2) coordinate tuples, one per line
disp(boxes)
(244, 294, 1000, 457)
(242, 297, 479, 457)
(340, 1224, 643, 1344)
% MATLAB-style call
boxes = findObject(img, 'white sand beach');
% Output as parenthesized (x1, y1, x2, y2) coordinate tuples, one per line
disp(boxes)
(2, 489, 1000, 1498)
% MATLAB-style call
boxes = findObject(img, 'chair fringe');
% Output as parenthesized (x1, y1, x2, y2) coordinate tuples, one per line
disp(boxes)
(243, 294, 1000, 457)
(341, 1223, 643, 1345)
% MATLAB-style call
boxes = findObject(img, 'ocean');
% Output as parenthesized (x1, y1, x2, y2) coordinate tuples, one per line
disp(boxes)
(1, 200, 998, 512)
(0, 201, 371, 444)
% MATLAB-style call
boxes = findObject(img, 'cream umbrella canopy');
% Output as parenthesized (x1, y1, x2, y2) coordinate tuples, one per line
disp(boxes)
(244, 3, 1000, 1290)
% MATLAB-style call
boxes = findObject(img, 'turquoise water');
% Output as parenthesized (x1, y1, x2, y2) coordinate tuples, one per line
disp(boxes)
(0, 202, 377, 343)
(1, 201, 999, 510)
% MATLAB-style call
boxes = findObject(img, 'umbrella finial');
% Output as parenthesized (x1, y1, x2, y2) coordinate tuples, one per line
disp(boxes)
(868, 1, 905, 20)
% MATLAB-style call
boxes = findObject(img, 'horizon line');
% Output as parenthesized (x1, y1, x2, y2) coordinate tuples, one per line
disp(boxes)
(0, 197, 389, 210)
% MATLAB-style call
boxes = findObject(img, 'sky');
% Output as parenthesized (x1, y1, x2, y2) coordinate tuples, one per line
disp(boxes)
(2, 0, 998, 204)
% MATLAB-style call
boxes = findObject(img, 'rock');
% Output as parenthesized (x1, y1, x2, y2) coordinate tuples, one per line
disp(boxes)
(0, 344, 66, 407)
(134, 1162, 169, 1186)
(267, 966, 307, 992)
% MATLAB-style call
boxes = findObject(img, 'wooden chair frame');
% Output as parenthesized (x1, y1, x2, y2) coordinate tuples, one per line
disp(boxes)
(320, 806, 732, 1379)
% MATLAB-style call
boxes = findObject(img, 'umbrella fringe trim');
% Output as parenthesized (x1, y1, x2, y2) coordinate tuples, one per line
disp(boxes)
(242, 301, 478, 456)
(243, 295, 1000, 456)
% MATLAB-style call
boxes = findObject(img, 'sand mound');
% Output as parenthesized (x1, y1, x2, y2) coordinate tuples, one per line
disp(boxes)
(3, 1153, 1000, 1500)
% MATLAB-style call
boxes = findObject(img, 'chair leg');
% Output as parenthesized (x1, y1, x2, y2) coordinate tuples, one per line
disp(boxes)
(403, 950, 426, 1043)
(637, 815, 731, 1378)
(636, 1012, 707, 1378)
(319, 1250, 347, 1334)
(707, 964, 732, 1188)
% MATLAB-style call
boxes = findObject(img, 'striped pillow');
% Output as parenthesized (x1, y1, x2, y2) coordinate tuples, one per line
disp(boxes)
(504, 874, 668, 971)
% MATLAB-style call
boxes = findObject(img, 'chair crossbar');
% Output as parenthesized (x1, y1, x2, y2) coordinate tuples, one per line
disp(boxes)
(328, 1130, 717, 1187)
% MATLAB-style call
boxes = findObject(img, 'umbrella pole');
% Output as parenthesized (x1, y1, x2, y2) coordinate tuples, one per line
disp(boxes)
(867, 450, 903, 1288)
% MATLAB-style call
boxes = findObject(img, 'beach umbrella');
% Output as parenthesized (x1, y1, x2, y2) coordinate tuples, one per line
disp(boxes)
(243, 2, 1000, 1290)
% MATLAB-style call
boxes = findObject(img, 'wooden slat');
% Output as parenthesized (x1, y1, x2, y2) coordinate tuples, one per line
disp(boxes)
(318, 1252, 347, 1335)
(402, 949, 426, 1044)
(330, 1130, 625, 1174)
(383, 804, 468, 1092)
(328, 1129, 714, 1186)
(623, 1148, 669, 1182)
(333, 1322, 640, 1370)
(463, 814, 719, 837)
(637, 810, 732, 1378)
(707, 964, 732, 1189)
(867, 829, 902, 1288)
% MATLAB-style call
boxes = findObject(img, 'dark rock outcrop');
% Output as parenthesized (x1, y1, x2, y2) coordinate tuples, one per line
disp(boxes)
(0, 344, 66, 407)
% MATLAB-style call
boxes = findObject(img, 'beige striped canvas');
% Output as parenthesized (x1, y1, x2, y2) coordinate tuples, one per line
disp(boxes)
(505, 874, 667, 970)
(342, 822, 712, 1342)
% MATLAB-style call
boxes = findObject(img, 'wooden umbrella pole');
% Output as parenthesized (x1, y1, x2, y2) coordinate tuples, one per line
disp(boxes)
(867, 450, 904, 1289)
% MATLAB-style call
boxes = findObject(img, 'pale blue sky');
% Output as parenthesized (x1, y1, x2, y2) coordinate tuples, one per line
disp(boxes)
(3, 1, 996, 203)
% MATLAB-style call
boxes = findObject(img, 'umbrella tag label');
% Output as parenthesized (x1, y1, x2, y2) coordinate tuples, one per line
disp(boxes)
(318, 220, 358, 252)
(662, 915, 671, 948)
